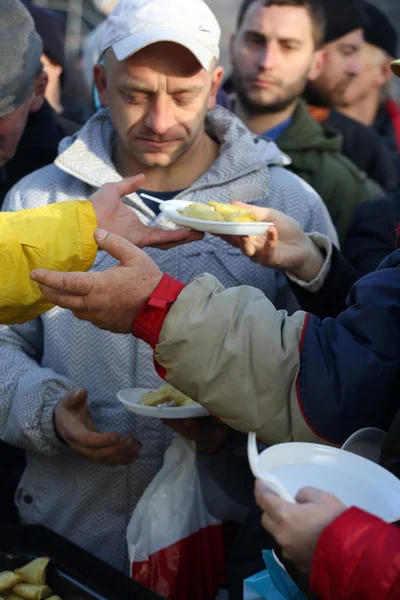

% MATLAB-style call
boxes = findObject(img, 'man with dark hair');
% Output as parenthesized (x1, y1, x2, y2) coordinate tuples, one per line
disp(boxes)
(230, 0, 379, 243)
(306, 0, 399, 191)
(337, 1, 400, 154)
(236, 0, 326, 46)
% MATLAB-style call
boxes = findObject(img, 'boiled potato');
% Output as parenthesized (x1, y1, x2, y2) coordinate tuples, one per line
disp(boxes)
(224, 211, 259, 223)
(209, 200, 251, 216)
(15, 559, 49, 586)
(179, 203, 224, 221)
(6, 595, 25, 600)
(12, 584, 51, 600)
(140, 384, 197, 407)
(46, 596, 62, 600)
(0, 572, 21, 592)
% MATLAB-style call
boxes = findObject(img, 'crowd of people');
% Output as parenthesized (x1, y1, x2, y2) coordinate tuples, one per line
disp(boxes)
(1, 0, 400, 598)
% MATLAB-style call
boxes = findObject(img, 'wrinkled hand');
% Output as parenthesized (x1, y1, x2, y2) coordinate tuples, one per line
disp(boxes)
(255, 482, 346, 572)
(54, 389, 141, 465)
(31, 230, 163, 333)
(219, 203, 324, 282)
(162, 417, 230, 454)
(91, 175, 203, 249)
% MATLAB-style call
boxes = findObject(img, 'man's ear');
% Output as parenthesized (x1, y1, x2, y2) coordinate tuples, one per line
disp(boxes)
(208, 66, 224, 110)
(30, 70, 48, 113)
(378, 55, 395, 87)
(94, 63, 109, 107)
(308, 49, 327, 82)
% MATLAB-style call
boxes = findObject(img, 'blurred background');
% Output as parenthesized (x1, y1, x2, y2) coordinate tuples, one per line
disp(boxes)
(29, 0, 400, 70)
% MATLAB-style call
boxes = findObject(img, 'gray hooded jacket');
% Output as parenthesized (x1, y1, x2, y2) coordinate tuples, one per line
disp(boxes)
(0, 107, 337, 570)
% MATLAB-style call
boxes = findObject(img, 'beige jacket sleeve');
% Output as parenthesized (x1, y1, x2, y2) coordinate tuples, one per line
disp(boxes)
(155, 274, 325, 445)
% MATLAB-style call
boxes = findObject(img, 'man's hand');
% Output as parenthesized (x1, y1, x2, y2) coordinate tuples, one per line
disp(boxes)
(162, 417, 230, 454)
(54, 389, 141, 465)
(255, 482, 346, 573)
(91, 175, 203, 249)
(31, 230, 163, 333)
(219, 203, 325, 282)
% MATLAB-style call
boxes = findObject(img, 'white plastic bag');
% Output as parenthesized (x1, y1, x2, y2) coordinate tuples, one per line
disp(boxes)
(127, 436, 232, 600)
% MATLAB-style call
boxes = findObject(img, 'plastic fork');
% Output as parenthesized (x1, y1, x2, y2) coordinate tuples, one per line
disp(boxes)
(248, 432, 295, 503)
(140, 193, 165, 205)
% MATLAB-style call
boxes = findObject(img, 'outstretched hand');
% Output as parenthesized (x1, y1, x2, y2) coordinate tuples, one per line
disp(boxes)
(31, 230, 163, 333)
(91, 175, 203, 250)
(219, 202, 324, 281)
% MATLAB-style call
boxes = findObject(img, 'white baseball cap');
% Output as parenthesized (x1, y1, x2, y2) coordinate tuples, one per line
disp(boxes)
(100, 0, 221, 72)
(391, 59, 400, 78)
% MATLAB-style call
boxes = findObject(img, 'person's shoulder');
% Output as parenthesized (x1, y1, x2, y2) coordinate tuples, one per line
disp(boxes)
(3, 164, 78, 211)
(323, 151, 369, 189)
(352, 193, 400, 225)
(326, 110, 381, 146)
(268, 164, 321, 205)
(267, 165, 338, 241)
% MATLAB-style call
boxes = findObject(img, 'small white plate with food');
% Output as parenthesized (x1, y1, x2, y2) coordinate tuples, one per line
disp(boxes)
(116, 384, 209, 419)
(159, 199, 273, 236)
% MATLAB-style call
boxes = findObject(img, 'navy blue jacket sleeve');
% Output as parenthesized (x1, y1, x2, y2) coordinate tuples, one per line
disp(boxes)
(298, 249, 400, 444)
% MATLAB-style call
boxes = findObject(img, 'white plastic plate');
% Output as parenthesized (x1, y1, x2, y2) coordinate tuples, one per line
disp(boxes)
(116, 388, 209, 419)
(160, 200, 273, 236)
(256, 441, 400, 523)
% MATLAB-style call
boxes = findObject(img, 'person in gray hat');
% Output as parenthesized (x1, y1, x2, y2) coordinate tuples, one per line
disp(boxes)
(0, 0, 79, 207)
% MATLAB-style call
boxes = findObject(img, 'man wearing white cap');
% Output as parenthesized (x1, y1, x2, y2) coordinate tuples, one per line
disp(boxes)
(0, 0, 336, 570)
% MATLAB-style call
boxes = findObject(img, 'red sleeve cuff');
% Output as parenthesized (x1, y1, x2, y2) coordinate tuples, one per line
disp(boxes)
(311, 507, 400, 600)
(132, 273, 186, 350)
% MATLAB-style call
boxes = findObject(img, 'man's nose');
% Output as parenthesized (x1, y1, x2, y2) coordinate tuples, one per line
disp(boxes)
(144, 97, 175, 135)
(348, 55, 362, 77)
(259, 41, 279, 71)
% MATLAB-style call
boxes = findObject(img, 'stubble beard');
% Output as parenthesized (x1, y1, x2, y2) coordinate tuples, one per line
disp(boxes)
(233, 68, 308, 116)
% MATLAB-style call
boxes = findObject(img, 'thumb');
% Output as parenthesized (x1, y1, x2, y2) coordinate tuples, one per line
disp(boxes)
(62, 388, 88, 409)
(296, 486, 324, 504)
(115, 174, 145, 197)
(94, 229, 143, 264)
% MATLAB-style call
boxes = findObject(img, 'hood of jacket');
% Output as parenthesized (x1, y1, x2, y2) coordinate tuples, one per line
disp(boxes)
(55, 105, 290, 220)
(278, 100, 344, 154)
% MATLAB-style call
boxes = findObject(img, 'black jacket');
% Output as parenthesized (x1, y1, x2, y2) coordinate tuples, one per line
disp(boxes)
(324, 110, 399, 193)
(291, 192, 400, 319)
(0, 101, 79, 207)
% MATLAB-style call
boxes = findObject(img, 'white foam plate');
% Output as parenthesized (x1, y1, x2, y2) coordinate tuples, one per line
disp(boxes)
(160, 200, 272, 236)
(256, 442, 400, 523)
(116, 388, 209, 419)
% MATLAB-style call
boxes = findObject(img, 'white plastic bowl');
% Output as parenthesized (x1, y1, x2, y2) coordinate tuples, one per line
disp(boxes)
(255, 441, 400, 522)
(341, 427, 387, 464)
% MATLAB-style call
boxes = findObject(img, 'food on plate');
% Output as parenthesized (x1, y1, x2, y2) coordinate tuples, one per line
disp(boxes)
(224, 211, 259, 223)
(139, 384, 198, 408)
(0, 558, 61, 600)
(178, 200, 260, 223)
(178, 202, 224, 221)
(0, 572, 21, 592)
(209, 200, 250, 216)
(15, 559, 50, 586)
(12, 584, 51, 600)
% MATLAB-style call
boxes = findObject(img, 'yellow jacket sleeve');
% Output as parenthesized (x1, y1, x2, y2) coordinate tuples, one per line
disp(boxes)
(1, 201, 97, 324)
